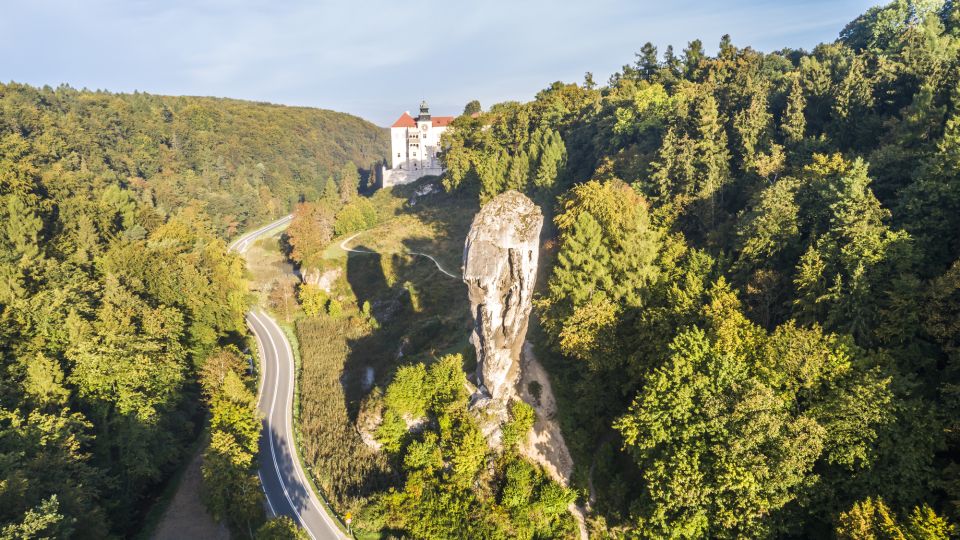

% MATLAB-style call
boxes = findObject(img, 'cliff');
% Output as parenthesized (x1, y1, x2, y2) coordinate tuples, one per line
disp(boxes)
(462, 190, 543, 402)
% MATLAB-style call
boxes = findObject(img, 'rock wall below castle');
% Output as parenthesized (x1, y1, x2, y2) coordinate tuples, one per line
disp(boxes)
(382, 166, 444, 188)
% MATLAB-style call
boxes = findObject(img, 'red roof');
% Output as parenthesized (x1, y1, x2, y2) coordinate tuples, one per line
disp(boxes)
(432, 116, 454, 127)
(391, 112, 416, 128)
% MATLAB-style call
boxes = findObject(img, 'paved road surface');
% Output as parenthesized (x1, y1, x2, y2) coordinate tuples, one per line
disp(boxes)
(231, 216, 347, 540)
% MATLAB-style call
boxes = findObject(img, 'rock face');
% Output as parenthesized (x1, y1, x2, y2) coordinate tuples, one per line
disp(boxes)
(301, 267, 341, 292)
(462, 190, 543, 403)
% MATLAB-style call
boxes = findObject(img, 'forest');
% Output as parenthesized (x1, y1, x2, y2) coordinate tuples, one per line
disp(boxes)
(0, 83, 387, 537)
(6, 0, 960, 537)
(436, 0, 960, 537)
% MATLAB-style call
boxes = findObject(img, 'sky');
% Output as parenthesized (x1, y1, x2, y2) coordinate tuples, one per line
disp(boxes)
(1, 0, 878, 126)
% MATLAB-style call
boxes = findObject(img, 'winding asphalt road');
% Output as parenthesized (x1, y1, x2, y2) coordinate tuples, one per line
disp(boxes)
(230, 215, 347, 540)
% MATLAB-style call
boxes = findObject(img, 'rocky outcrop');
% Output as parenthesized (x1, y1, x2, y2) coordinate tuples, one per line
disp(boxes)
(518, 341, 574, 485)
(462, 190, 543, 403)
(301, 267, 341, 292)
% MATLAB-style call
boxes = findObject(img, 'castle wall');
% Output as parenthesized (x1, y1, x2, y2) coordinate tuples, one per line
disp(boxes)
(382, 165, 443, 187)
(390, 127, 406, 169)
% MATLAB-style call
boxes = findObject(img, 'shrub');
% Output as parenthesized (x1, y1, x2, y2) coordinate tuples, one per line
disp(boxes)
(298, 284, 328, 317)
(334, 198, 378, 236)
(384, 364, 429, 418)
(502, 400, 536, 450)
(527, 380, 543, 406)
(326, 298, 343, 318)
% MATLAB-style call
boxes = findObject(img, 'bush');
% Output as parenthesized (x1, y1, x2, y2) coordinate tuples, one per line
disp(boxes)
(326, 298, 343, 318)
(298, 284, 328, 317)
(256, 516, 309, 539)
(361, 300, 379, 329)
(502, 400, 536, 450)
(383, 364, 429, 418)
(403, 281, 422, 312)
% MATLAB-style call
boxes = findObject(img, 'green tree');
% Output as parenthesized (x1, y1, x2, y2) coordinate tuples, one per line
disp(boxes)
(298, 284, 329, 317)
(615, 326, 824, 538)
(338, 161, 360, 203)
(636, 42, 659, 80)
(782, 77, 807, 144)
(256, 517, 309, 540)
(501, 400, 535, 450)
(286, 201, 335, 269)
(836, 497, 954, 540)
(333, 197, 378, 236)
(0, 495, 70, 540)
(549, 212, 612, 309)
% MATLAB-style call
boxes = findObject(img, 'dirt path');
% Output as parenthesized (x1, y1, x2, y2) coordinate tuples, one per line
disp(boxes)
(151, 439, 230, 540)
(517, 341, 588, 539)
(339, 231, 460, 279)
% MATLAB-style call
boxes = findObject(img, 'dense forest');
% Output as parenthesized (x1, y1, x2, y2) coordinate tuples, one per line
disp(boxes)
(8, 0, 960, 537)
(0, 83, 387, 537)
(436, 0, 960, 537)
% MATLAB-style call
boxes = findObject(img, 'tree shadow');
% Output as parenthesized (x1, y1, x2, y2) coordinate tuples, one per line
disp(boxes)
(259, 424, 312, 518)
(387, 176, 479, 274)
(333, 244, 472, 507)
(341, 245, 471, 423)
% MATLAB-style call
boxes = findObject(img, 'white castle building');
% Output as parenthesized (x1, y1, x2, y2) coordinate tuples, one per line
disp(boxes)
(382, 101, 454, 187)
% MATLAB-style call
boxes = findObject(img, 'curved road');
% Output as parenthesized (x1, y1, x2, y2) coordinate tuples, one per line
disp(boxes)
(230, 216, 347, 540)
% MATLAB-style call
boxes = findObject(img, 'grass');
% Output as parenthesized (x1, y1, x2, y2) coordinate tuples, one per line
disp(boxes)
(280, 321, 356, 539)
(292, 178, 480, 535)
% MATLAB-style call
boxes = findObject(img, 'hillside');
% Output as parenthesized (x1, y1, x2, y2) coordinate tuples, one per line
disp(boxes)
(0, 82, 387, 537)
(0, 83, 389, 236)
(437, 1, 960, 537)
(269, 1, 960, 538)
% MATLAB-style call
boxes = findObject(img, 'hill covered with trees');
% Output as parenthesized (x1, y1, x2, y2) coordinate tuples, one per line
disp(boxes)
(0, 83, 388, 236)
(0, 83, 387, 537)
(435, 0, 960, 537)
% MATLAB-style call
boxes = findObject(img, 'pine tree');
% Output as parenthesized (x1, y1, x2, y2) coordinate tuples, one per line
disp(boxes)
(782, 78, 807, 145)
(533, 129, 566, 190)
(693, 93, 731, 227)
(338, 161, 359, 203)
(683, 39, 705, 78)
(832, 56, 875, 148)
(505, 149, 531, 192)
(0, 194, 43, 301)
(734, 83, 773, 173)
(636, 42, 659, 80)
(549, 211, 614, 308)
(321, 176, 339, 207)
(718, 34, 736, 60)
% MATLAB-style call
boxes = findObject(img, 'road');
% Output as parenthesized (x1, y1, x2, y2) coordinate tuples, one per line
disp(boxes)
(230, 215, 347, 540)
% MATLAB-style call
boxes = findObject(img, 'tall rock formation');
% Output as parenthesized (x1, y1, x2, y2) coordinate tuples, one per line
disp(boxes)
(462, 190, 543, 402)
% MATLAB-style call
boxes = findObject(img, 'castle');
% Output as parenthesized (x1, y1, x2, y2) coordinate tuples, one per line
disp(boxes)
(382, 101, 453, 187)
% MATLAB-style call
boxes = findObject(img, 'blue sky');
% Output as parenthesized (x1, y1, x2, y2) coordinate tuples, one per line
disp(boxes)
(1, 0, 877, 126)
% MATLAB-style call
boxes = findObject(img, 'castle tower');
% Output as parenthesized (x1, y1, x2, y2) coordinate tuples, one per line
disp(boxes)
(417, 100, 431, 122)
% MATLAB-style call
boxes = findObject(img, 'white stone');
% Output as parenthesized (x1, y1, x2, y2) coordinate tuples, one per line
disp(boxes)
(462, 190, 543, 403)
